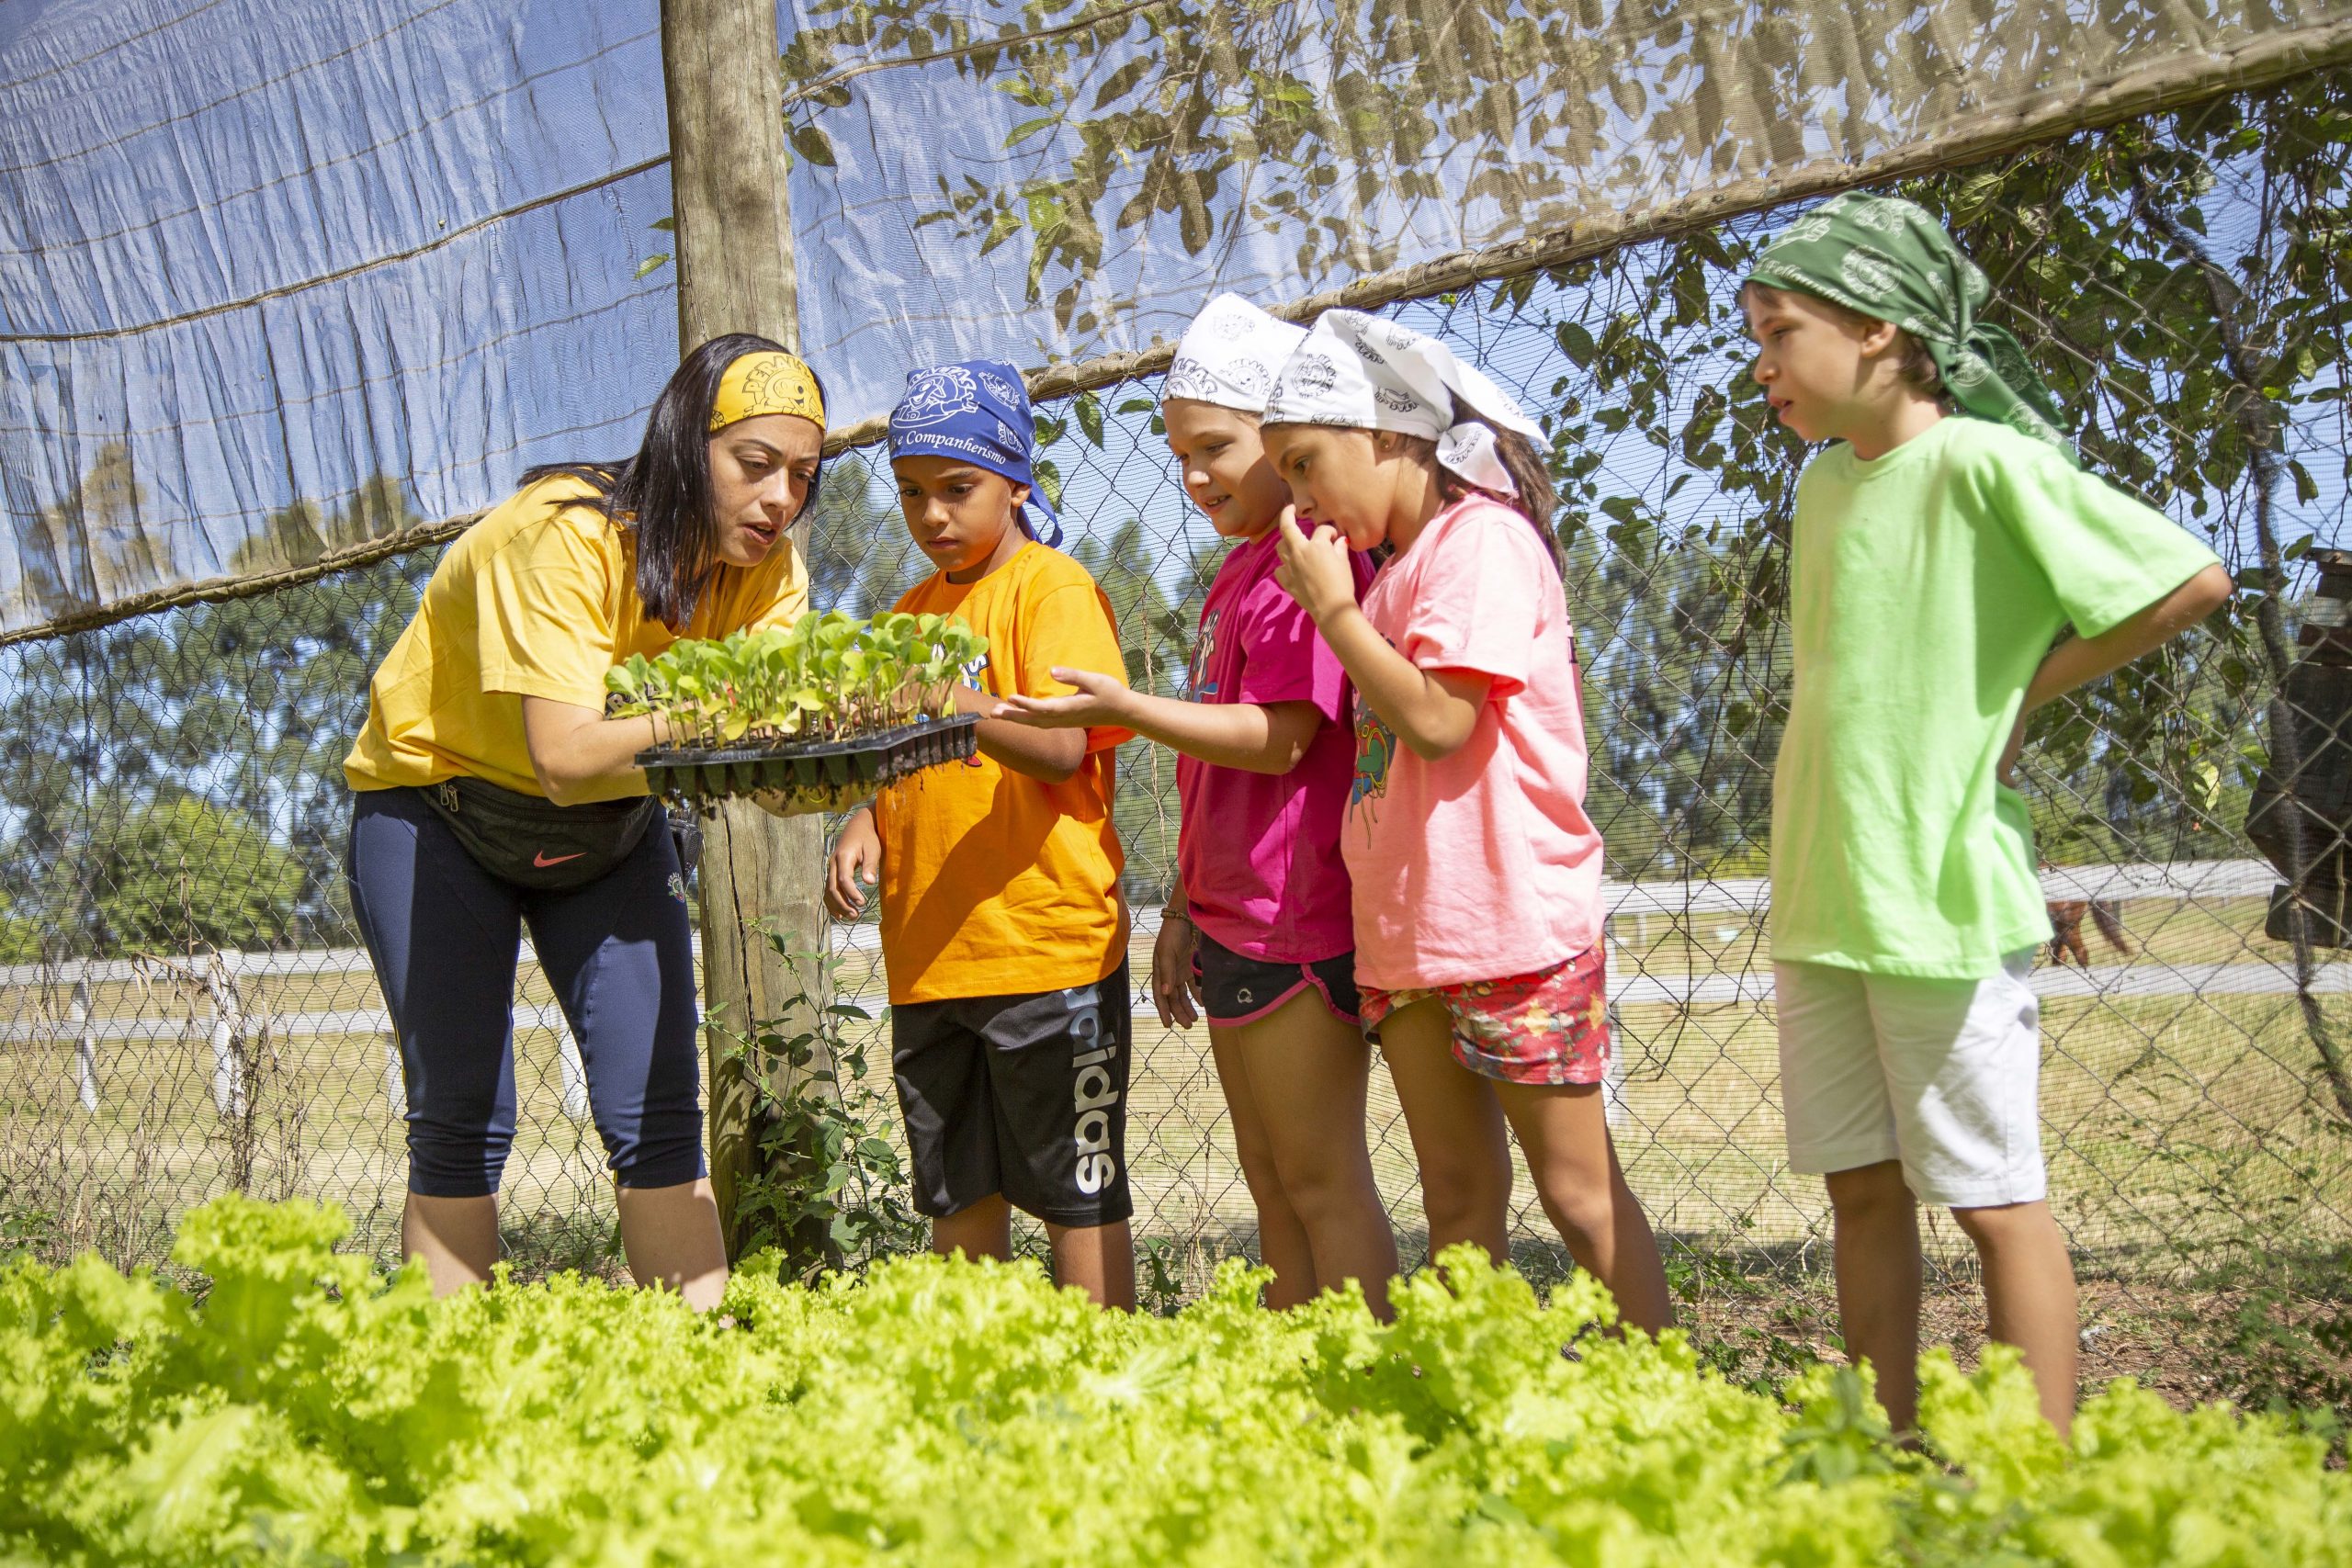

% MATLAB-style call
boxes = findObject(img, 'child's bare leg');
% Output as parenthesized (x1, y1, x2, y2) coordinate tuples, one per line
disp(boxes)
(1231, 991, 1398, 1317)
(1952, 1199, 2077, 1437)
(1826, 1160, 1922, 1433)
(1378, 1000, 1511, 1265)
(1208, 1023, 1317, 1308)
(1047, 1217, 1136, 1311)
(1494, 1082, 1672, 1334)
(933, 1192, 1013, 1262)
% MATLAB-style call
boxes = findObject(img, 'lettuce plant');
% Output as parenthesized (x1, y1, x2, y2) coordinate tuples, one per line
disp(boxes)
(3, 1197, 2346, 1566)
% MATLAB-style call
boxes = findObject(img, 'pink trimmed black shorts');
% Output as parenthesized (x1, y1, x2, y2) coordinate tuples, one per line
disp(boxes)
(1191, 929, 1363, 1027)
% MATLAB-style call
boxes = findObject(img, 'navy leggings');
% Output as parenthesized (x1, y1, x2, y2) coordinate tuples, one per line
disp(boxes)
(345, 787, 706, 1198)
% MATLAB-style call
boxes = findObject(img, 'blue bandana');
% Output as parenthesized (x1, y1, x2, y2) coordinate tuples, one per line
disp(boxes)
(886, 358, 1062, 547)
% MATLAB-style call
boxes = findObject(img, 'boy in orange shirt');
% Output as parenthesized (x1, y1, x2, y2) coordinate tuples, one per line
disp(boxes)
(825, 359, 1136, 1308)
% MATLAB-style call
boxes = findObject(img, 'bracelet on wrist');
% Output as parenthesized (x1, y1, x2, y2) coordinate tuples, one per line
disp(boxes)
(1159, 906, 1192, 927)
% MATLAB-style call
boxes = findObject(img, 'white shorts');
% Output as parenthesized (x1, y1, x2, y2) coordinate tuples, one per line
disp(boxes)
(1773, 953, 2045, 1208)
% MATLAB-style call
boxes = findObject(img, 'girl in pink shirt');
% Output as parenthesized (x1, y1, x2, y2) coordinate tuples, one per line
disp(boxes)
(997, 294, 1397, 1316)
(1258, 310, 1671, 1333)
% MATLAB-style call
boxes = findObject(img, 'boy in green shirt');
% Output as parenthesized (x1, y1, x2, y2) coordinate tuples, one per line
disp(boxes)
(1742, 195, 2231, 1438)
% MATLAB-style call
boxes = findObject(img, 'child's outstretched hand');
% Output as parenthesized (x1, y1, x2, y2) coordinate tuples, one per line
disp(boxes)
(1273, 505, 1356, 626)
(991, 667, 1131, 728)
(824, 807, 883, 919)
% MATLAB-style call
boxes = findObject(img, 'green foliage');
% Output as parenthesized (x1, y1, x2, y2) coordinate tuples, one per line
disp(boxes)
(0, 472, 432, 951)
(807, 465, 932, 618)
(1662, 1238, 1826, 1398)
(88, 795, 304, 955)
(718, 934, 924, 1278)
(806, 1, 1712, 328)
(2, 1197, 2347, 1564)
(0, 1201, 55, 1262)
(2215, 1280, 2352, 1426)
(2177, 1243, 2352, 1426)
(1136, 1235, 1189, 1317)
(606, 609, 988, 746)
(1066, 516, 1187, 700)
(0, 792, 304, 962)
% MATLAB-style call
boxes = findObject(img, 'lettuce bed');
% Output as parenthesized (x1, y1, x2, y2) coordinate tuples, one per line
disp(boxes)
(3, 1199, 2343, 1565)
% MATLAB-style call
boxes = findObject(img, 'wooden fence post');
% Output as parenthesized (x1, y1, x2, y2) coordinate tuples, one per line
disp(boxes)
(661, 0, 834, 1263)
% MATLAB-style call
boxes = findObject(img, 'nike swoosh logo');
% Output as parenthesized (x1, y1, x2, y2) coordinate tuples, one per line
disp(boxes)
(533, 850, 585, 868)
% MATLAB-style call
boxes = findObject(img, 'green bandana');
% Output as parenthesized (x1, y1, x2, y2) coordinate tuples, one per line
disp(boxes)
(1747, 193, 2075, 459)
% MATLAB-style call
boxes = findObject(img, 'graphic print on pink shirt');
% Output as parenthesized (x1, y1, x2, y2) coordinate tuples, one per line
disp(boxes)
(1188, 608, 1222, 697)
(1344, 496, 1605, 991)
(1350, 686, 1398, 824)
(1175, 529, 1373, 964)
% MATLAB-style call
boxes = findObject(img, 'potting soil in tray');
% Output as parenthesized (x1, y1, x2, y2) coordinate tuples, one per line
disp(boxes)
(636, 714, 982, 807)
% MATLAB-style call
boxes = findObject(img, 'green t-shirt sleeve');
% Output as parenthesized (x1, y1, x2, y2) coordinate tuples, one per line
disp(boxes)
(1987, 431, 2222, 638)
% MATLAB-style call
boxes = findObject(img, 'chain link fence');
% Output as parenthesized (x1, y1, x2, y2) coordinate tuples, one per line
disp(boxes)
(4, 80, 2348, 1351)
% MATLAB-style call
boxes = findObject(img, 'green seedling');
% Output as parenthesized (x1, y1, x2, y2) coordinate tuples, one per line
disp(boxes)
(608, 610, 989, 750)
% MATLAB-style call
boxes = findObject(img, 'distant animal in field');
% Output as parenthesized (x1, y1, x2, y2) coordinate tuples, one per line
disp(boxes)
(2047, 898, 2130, 966)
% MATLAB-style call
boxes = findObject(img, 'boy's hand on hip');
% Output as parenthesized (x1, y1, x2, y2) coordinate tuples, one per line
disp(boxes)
(1997, 711, 2029, 787)
(1273, 506, 1357, 626)
(992, 668, 1126, 728)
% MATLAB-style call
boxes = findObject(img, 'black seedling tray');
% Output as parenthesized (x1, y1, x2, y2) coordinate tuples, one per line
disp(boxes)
(637, 714, 981, 807)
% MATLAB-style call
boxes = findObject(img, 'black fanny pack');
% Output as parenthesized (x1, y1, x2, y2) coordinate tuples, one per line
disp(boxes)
(420, 775, 661, 890)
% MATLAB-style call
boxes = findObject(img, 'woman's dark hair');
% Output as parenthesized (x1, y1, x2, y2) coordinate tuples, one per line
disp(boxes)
(521, 333, 828, 631)
(1430, 398, 1565, 577)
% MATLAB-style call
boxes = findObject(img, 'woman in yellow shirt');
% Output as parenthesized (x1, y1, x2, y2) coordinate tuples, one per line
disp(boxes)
(343, 335, 825, 1308)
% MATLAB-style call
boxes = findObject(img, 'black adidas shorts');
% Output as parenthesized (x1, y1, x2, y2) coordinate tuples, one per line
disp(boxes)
(888, 962, 1133, 1228)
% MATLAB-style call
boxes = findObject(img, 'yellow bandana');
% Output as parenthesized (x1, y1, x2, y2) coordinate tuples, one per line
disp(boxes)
(709, 351, 826, 433)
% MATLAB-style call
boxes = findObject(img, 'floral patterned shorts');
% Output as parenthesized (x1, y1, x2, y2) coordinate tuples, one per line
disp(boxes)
(1359, 946, 1611, 1086)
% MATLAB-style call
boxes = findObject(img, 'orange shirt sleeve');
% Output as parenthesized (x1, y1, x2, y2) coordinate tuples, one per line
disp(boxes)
(1023, 580, 1136, 752)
